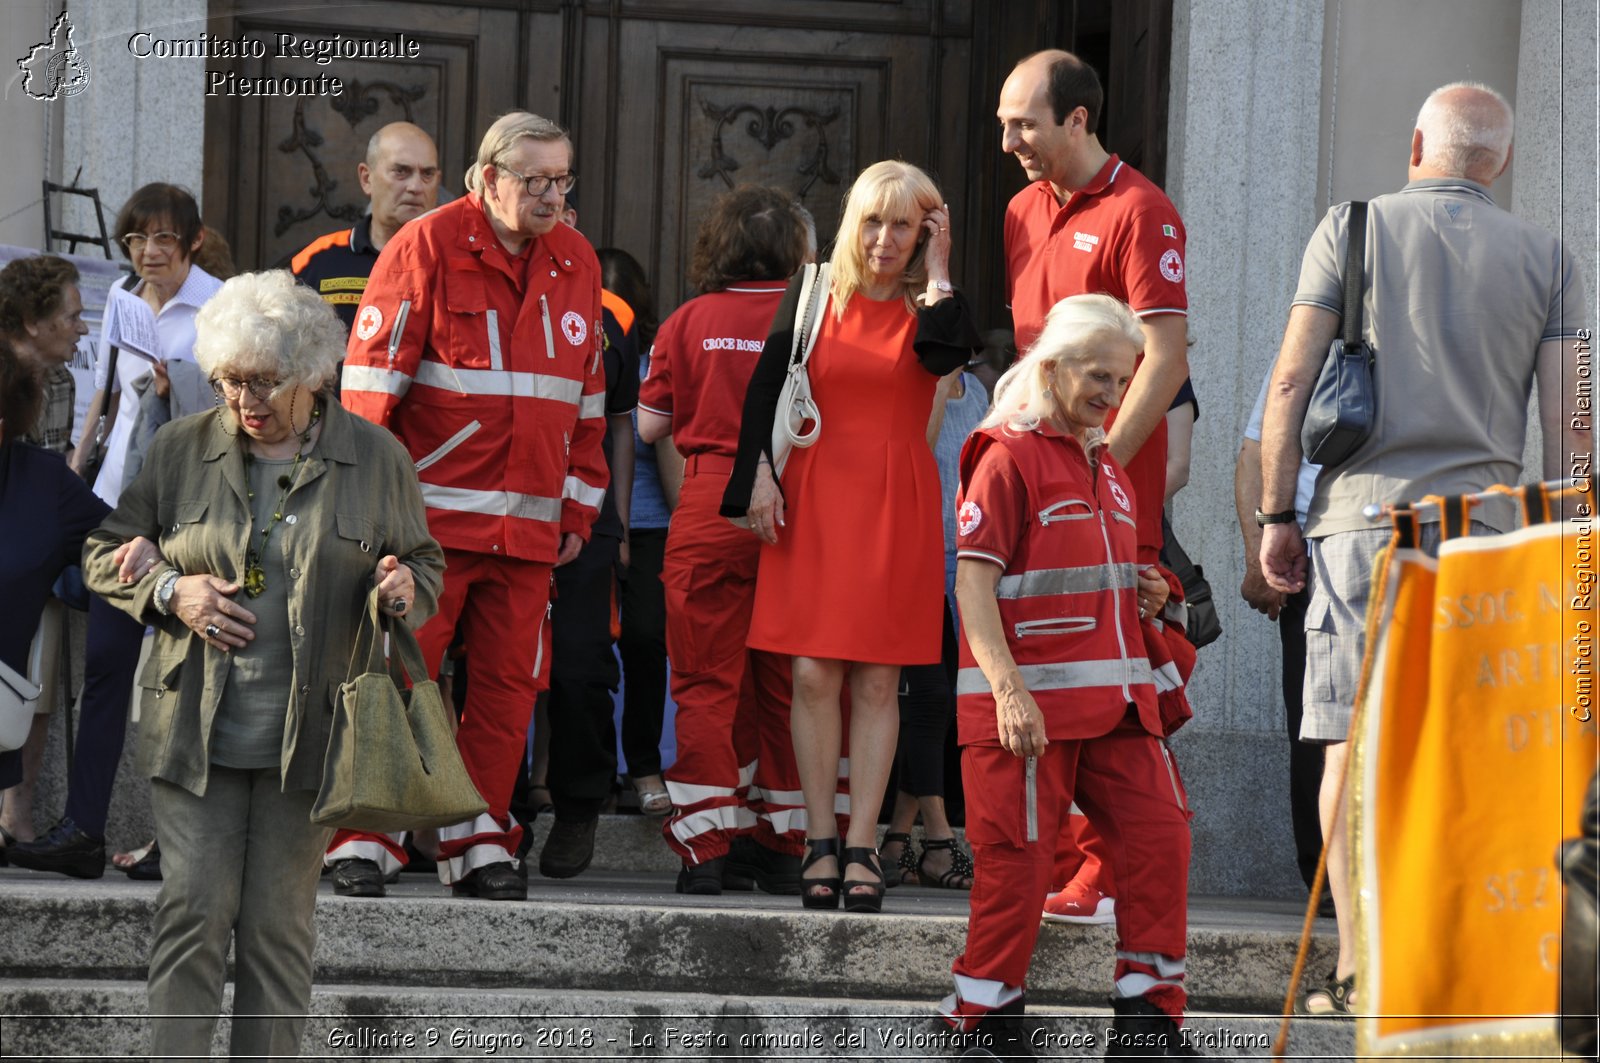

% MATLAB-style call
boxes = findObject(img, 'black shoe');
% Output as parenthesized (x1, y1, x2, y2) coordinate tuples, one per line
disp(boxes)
(726, 836, 802, 895)
(452, 861, 527, 900)
(8, 817, 106, 879)
(539, 817, 598, 879)
(1104, 996, 1201, 1057)
(330, 858, 393, 897)
(953, 996, 1033, 1059)
(676, 856, 725, 895)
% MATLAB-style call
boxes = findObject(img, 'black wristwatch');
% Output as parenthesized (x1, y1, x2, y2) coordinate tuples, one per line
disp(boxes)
(1255, 508, 1297, 527)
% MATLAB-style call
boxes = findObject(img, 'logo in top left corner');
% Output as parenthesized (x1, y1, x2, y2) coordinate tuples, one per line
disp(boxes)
(17, 13, 91, 101)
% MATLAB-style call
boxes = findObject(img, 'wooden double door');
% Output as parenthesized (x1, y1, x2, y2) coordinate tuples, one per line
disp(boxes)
(204, 0, 1170, 330)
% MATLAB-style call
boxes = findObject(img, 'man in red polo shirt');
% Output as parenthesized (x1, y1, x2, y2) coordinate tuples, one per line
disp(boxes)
(998, 49, 1192, 932)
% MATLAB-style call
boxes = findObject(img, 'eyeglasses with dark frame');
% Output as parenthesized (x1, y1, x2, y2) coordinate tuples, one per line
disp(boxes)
(495, 165, 577, 198)
(210, 376, 283, 401)
(121, 231, 183, 253)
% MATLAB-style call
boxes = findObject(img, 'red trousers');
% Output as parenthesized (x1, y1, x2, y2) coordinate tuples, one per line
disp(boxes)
(953, 715, 1191, 1018)
(327, 548, 554, 882)
(661, 457, 802, 864)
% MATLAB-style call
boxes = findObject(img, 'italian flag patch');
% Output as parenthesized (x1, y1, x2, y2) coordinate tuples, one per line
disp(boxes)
(1162, 224, 1176, 239)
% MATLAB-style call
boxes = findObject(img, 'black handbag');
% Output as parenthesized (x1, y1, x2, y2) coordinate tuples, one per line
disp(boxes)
(1301, 201, 1375, 467)
(1159, 514, 1222, 649)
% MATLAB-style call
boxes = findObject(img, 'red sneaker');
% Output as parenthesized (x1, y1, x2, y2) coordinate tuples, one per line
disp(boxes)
(1042, 879, 1116, 924)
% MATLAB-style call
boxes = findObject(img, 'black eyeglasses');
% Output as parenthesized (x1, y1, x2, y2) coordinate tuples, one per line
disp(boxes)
(210, 376, 282, 401)
(497, 166, 577, 197)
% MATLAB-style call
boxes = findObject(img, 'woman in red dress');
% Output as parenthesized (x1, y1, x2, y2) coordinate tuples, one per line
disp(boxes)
(722, 160, 979, 912)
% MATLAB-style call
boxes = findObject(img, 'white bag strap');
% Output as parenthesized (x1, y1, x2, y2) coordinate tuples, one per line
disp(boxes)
(788, 262, 830, 373)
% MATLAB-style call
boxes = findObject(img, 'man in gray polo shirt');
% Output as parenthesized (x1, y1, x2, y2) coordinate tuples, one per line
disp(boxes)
(1258, 81, 1588, 1015)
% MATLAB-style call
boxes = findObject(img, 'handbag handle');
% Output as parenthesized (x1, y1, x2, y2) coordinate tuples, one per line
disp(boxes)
(1342, 202, 1367, 351)
(344, 586, 433, 689)
(788, 262, 830, 374)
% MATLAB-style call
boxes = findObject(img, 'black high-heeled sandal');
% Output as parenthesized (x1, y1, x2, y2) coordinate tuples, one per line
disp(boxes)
(842, 846, 885, 914)
(916, 836, 974, 890)
(879, 831, 915, 889)
(800, 837, 842, 910)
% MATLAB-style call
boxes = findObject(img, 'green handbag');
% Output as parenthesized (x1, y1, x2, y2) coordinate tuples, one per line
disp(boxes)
(311, 589, 487, 831)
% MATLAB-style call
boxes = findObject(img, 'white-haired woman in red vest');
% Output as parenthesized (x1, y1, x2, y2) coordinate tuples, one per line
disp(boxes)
(939, 294, 1196, 1059)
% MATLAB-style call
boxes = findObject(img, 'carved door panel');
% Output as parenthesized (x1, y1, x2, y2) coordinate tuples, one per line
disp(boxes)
(574, 1, 975, 309)
(203, 0, 548, 271)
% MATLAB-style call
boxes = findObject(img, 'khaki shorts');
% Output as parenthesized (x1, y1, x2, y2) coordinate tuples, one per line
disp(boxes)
(1300, 522, 1476, 743)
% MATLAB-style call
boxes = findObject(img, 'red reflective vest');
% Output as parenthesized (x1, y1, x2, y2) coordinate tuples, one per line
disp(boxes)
(955, 424, 1169, 744)
(341, 195, 608, 563)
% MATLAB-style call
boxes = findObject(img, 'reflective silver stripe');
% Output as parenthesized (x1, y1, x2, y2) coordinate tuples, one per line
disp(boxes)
(414, 420, 482, 472)
(387, 299, 411, 370)
(996, 563, 1139, 599)
(1160, 745, 1188, 814)
(419, 483, 562, 522)
(341, 364, 409, 397)
(540, 295, 556, 358)
(562, 475, 606, 510)
(413, 362, 582, 404)
(956, 657, 1152, 697)
(486, 309, 502, 370)
(1161, 599, 1188, 627)
(532, 599, 549, 679)
(1024, 756, 1038, 843)
(1097, 512, 1134, 698)
(579, 391, 605, 419)
(1111, 510, 1137, 528)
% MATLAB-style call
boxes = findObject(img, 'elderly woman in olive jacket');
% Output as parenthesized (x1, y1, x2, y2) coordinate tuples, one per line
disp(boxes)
(83, 270, 444, 1062)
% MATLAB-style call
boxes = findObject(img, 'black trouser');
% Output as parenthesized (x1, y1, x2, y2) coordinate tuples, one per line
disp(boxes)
(894, 599, 958, 798)
(64, 595, 145, 837)
(616, 526, 668, 779)
(545, 533, 621, 822)
(1278, 587, 1323, 891)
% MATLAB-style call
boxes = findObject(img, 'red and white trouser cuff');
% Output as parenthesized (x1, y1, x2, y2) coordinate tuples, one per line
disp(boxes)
(938, 975, 1025, 1033)
(1113, 950, 1187, 1020)
(325, 832, 408, 877)
(435, 812, 521, 884)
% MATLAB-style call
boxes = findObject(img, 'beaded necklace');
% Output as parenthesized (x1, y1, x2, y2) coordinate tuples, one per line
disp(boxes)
(241, 402, 321, 599)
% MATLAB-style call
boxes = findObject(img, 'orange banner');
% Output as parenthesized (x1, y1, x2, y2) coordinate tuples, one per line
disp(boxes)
(1354, 516, 1598, 1057)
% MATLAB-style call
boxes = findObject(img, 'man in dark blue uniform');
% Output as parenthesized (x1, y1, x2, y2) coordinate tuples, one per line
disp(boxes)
(290, 122, 440, 333)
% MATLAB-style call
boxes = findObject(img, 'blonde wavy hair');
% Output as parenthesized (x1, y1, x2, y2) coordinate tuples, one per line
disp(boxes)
(980, 294, 1144, 433)
(828, 160, 943, 317)
(193, 270, 346, 393)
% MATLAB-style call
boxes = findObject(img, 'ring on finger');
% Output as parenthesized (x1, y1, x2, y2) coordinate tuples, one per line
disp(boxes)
(204, 623, 222, 639)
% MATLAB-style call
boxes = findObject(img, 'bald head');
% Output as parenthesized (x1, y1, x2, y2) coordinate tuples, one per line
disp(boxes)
(1413, 82, 1513, 183)
(359, 122, 441, 247)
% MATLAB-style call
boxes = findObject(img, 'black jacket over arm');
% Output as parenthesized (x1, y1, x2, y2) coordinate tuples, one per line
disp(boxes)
(720, 275, 981, 518)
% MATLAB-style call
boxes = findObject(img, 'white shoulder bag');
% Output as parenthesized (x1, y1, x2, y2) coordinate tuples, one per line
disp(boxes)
(770, 262, 831, 478)
(0, 623, 46, 752)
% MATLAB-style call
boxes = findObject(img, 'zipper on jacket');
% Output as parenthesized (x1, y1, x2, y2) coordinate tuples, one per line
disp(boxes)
(414, 420, 482, 472)
(1014, 616, 1097, 638)
(1097, 511, 1135, 700)
(388, 300, 412, 371)
(540, 295, 556, 359)
(1024, 756, 1038, 842)
(1038, 499, 1094, 526)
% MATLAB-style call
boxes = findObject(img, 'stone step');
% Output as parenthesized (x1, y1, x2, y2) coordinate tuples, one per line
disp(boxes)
(0, 867, 1335, 1014)
(0, 979, 1358, 1061)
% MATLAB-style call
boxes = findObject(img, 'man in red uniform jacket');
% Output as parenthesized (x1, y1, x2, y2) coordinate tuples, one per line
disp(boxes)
(998, 49, 1192, 927)
(332, 111, 608, 901)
